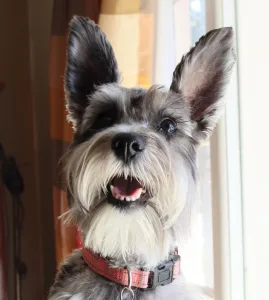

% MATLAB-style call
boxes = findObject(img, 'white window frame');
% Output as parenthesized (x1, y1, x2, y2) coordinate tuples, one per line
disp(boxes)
(207, 0, 245, 299)
(232, 1, 269, 299)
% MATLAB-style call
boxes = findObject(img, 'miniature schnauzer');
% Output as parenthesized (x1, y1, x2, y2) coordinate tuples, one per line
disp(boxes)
(48, 16, 236, 300)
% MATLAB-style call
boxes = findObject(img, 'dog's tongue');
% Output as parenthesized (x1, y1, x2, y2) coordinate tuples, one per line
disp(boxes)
(113, 177, 142, 197)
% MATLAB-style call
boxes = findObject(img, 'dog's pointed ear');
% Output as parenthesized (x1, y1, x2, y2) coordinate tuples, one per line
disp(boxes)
(170, 27, 236, 140)
(65, 16, 120, 128)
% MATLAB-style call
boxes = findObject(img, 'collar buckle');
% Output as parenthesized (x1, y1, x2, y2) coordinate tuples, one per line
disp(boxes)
(148, 254, 181, 289)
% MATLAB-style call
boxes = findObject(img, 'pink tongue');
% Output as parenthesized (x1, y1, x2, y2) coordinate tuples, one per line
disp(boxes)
(113, 177, 142, 196)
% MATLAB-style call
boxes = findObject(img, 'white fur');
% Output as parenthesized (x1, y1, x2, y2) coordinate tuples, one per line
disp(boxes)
(70, 294, 84, 300)
(84, 203, 172, 267)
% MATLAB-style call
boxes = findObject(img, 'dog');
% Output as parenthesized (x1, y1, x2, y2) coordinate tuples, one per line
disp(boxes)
(48, 16, 236, 300)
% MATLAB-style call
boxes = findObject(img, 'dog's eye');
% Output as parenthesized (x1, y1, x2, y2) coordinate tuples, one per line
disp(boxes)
(159, 118, 177, 135)
(92, 115, 115, 130)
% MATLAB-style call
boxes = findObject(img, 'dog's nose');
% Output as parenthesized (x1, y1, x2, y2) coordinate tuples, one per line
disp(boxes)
(111, 133, 145, 163)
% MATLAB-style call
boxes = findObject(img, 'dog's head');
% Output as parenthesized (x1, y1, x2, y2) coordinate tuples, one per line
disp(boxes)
(64, 16, 236, 267)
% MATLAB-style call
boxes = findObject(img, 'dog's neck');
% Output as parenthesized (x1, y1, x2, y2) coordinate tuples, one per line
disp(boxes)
(82, 246, 181, 290)
(82, 239, 178, 270)
(77, 203, 181, 269)
(77, 225, 178, 270)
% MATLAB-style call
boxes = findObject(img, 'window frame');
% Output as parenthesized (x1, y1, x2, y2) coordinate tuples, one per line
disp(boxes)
(207, 0, 245, 299)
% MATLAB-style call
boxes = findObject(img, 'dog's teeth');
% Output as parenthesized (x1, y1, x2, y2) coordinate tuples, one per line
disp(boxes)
(109, 184, 145, 202)
(132, 188, 143, 199)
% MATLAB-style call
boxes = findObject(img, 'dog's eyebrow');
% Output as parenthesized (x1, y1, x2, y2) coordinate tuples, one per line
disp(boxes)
(90, 101, 119, 118)
(130, 89, 146, 107)
(130, 94, 143, 107)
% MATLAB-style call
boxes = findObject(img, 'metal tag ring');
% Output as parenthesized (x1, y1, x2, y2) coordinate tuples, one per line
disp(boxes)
(120, 287, 135, 300)
(121, 268, 134, 300)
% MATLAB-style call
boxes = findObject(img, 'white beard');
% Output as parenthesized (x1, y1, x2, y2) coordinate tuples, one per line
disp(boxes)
(83, 202, 173, 268)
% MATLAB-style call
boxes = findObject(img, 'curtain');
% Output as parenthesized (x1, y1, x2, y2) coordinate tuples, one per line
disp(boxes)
(49, 0, 154, 267)
(49, 0, 101, 267)
(99, 0, 154, 88)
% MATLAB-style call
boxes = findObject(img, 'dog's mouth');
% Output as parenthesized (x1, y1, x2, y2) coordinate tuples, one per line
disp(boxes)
(107, 176, 147, 207)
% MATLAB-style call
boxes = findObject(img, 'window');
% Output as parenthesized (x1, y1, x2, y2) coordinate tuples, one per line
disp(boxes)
(153, 1, 250, 298)
(172, 0, 214, 293)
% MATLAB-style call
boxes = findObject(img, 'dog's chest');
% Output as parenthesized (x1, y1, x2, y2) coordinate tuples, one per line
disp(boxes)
(54, 277, 193, 300)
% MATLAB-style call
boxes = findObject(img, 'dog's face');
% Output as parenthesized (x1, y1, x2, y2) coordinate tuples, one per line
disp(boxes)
(64, 17, 235, 267)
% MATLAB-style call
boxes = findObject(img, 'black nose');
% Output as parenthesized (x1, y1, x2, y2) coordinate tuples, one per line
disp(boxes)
(111, 133, 145, 163)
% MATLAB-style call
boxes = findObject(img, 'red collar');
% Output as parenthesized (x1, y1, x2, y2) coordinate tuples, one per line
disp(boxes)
(82, 247, 181, 289)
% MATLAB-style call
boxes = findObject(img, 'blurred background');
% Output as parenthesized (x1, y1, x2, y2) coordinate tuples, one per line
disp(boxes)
(0, 0, 268, 300)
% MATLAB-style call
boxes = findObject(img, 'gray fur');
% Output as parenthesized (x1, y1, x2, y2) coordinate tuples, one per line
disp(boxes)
(49, 16, 236, 300)
(65, 16, 120, 128)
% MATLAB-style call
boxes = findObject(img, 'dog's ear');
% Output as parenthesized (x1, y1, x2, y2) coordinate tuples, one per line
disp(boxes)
(170, 27, 236, 140)
(65, 16, 120, 128)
